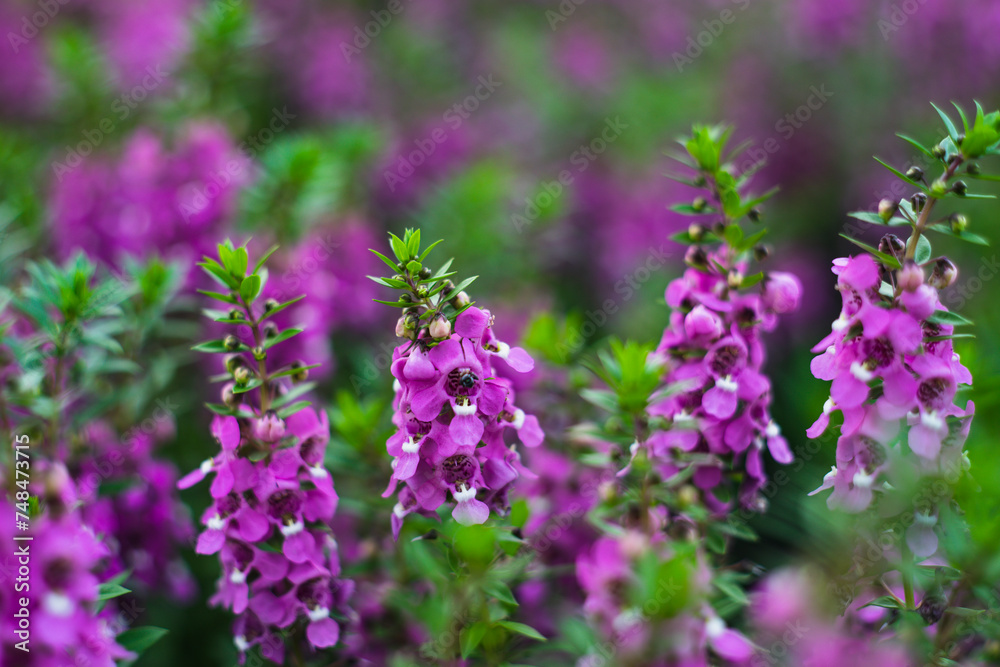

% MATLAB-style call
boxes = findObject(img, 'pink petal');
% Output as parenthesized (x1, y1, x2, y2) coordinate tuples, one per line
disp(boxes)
(503, 346, 534, 372)
(210, 463, 235, 498)
(455, 307, 489, 339)
(404, 350, 437, 380)
(908, 424, 942, 459)
(452, 497, 490, 525)
(710, 628, 753, 661)
(906, 524, 939, 559)
(702, 386, 737, 419)
(307, 617, 340, 648)
(283, 530, 317, 564)
(806, 412, 830, 439)
(177, 466, 208, 490)
(394, 451, 420, 481)
(238, 508, 270, 542)
(767, 435, 793, 464)
(212, 416, 241, 450)
(478, 382, 507, 416)
(519, 414, 544, 448)
(449, 411, 484, 446)
(196, 529, 225, 555)
(410, 385, 447, 421)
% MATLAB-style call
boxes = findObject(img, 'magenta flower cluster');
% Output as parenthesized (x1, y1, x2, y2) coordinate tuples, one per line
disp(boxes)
(384, 306, 544, 537)
(809, 253, 973, 527)
(179, 408, 352, 661)
(649, 247, 802, 511)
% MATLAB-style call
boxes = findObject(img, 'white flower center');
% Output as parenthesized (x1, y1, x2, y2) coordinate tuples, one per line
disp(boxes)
(765, 421, 780, 438)
(495, 341, 511, 359)
(280, 520, 304, 537)
(392, 503, 407, 519)
(392, 379, 401, 393)
(207, 514, 226, 531)
(674, 410, 694, 423)
(43, 592, 74, 617)
(453, 402, 478, 416)
(921, 410, 944, 431)
(230, 569, 246, 584)
(454, 486, 477, 502)
(914, 512, 937, 528)
(705, 616, 726, 638)
(715, 375, 738, 393)
(832, 315, 849, 332)
(234, 635, 250, 652)
(200, 458, 214, 474)
(511, 408, 526, 429)
(309, 466, 328, 479)
(307, 606, 330, 622)
(850, 361, 874, 382)
(852, 470, 875, 488)
(823, 398, 835, 414)
(402, 436, 421, 454)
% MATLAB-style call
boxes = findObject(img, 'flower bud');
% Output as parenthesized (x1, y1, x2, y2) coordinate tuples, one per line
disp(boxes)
(918, 593, 947, 625)
(419, 267, 431, 279)
(684, 305, 724, 340)
(931, 144, 946, 159)
(929, 179, 947, 197)
(224, 334, 240, 351)
(952, 180, 968, 196)
(877, 199, 896, 221)
(692, 196, 707, 212)
(897, 261, 924, 292)
(451, 291, 471, 308)
(685, 245, 708, 269)
(688, 223, 705, 241)
(290, 360, 309, 383)
(264, 298, 280, 312)
(263, 322, 279, 339)
(727, 270, 744, 289)
(878, 233, 906, 257)
(966, 163, 980, 175)
(252, 345, 266, 361)
(905, 166, 924, 181)
(753, 244, 770, 262)
(910, 192, 927, 213)
(254, 411, 286, 443)
(222, 382, 241, 407)
(748, 207, 762, 222)
(950, 213, 968, 234)
(224, 354, 247, 373)
(762, 272, 802, 313)
(228, 308, 244, 321)
(233, 366, 251, 386)
(929, 258, 958, 289)
(395, 316, 409, 338)
(429, 316, 452, 339)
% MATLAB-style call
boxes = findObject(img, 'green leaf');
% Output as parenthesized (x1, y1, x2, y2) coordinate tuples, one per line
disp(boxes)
(198, 259, 239, 290)
(713, 578, 749, 606)
(254, 244, 280, 274)
(116, 626, 168, 655)
(460, 622, 489, 659)
(580, 388, 618, 413)
(670, 203, 714, 216)
(373, 298, 414, 308)
(233, 246, 248, 278)
(848, 211, 887, 226)
(860, 595, 903, 610)
(931, 103, 959, 142)
(915, 235, 932, 264)
(271, 382, 316, 408)
(928, 309, 973, 327)
(261, 295, 305, 319)
(740, 272, 764, 289)
(496, 621, 546, 642)
(232, 378, 263, 394)
(927, 223, 990, 246)
(97, 583, 131, 600)
(192, 339, 247, 353)
(419, 239, 444, 261)
(240, 275, 261, 303)
(205, 402, 240, 416)
(276, 400, 312, 418)
(873, 157, 924, 190)
(388, 233, 409, 261)
(406, 229, 421, 257)
(196, 289, 239, 305)
(484, 580, 519, 606)
(271, 363, 321, 379)
(443, 276, 477, 302)
(369, 249, 401, 273)
(839, 234, 902, 268)
(896, 133, 932, 157)
(263, 327, 302, 349)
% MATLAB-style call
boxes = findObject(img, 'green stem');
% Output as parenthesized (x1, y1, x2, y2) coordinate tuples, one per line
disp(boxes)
(905, 157, 963, 261)
(902, 543, 916, 611)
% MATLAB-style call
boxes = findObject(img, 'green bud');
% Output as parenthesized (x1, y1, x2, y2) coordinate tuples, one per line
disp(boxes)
(905, 166, 924, 181)
(263, 322, 279, 339)
(688, 223, 705, 241)
(910, 192, 927, 213)
(966, 163, 980, 175)
(252, 345, 266, 361)
(727, 269, 744, 289)
(952, 180, 968, 196)
(692, 196, 707, 212)
(234, 366, 251, 386)
(931, 145, 946, 159)
(224, 335, 240, 351)
(877, 199, 896, 221)
(753, 244, 770, 262)
(748, 207, 761, 222)
(951, 213, 968, 233)
(290, 361, 308, 383)
(264, 298, 279, 313)
(228, 308, 244, 321)
(929, 179, 947, 197)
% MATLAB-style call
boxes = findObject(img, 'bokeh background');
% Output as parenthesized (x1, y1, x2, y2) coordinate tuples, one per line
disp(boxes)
(3, 0, 1000, 664)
